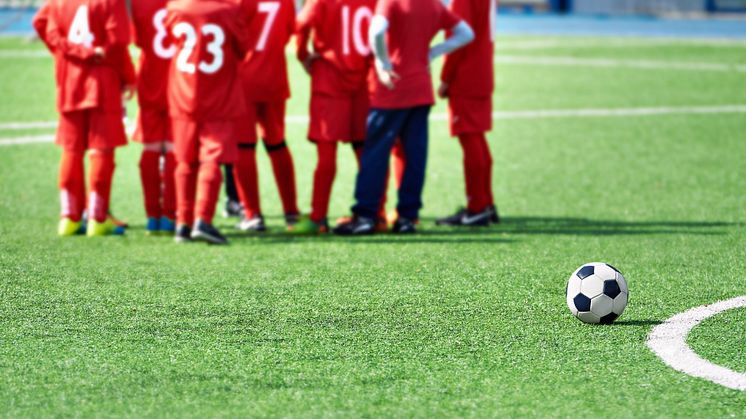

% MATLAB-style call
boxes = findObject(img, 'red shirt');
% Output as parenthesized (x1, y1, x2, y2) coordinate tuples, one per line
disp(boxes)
(131, 0, 173, 111)
(38, 0, 135, 113)
(240, 0, 295, 102)
(296, 0, 376, 95)
(441, 0, 495, 98)
(165, 0, 255, 121)
(369, 0, 459, 109)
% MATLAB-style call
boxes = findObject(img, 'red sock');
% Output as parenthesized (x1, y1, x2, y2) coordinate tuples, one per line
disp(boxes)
(175, 161, 198, 226)
(459, 133, 490, 213)
(267, 144, 299, 215)
(88, 149, 115, 222)
(233, 147, 262, 218)
(195, 161, 222, 224)
(391, 140, 406, 190)
(476, 134, 494, 206)
(58, 150, 85, 221)
(310, 142, 337, 223)
(162, 151, 177, 220)
(139, 150, 161, 219)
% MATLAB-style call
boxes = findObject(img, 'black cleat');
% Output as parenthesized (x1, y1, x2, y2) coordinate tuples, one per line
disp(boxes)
(285, 212, 301, 228)
(174, 224, 192, 243)
(237, 214, 267, 232)
(332, 215, 376, 235)
(460, 208, 492, 227)
(222, 199, 244, 219)
(392, 217, 417, 234)
(489, 205, 500, 224)
(436, 208, 468, 226)
(191, 220, 228, 245)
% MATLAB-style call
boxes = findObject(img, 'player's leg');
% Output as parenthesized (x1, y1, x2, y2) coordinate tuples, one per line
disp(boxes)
(56, 112, 87, 236)
(475, 132, 499, 223)
(261, 101, 300, 227)
(384, 139, 407, 225)
(139, 142, 163, 233)
(335, 109, 406, 235)
(161, 141, 177, 232)
(233, 143, 265, 232)
(394, 106, 431, 234)
(172, 118, 199, 242)
(222, 164, 243, 218)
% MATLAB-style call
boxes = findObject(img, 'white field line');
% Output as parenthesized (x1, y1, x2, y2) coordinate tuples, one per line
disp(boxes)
(3, 104, 746, 147)
(647, 296, 746, 392)
(496, 55, 746, 73)
(497, 38, 746, 50)
(0, 49, 49, 58)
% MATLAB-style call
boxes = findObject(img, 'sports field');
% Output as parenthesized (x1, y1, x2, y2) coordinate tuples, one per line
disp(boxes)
(1, 32, 745, 416)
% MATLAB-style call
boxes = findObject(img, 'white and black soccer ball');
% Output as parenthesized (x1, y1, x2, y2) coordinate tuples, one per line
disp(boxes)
(566, 262, 628, 324)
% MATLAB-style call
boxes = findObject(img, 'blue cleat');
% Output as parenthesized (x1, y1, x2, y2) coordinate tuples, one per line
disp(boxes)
(159, 217, 176, 234)
(146, 217, 160, 236)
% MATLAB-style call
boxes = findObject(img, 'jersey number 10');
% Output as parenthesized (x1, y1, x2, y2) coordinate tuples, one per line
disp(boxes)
(341, 5, 372, 56)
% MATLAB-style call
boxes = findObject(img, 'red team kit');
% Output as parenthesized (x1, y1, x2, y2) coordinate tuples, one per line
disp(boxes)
(35, 0, 497, 243)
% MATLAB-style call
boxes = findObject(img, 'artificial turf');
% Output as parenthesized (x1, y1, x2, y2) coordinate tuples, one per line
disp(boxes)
(1, 35, 745, 417)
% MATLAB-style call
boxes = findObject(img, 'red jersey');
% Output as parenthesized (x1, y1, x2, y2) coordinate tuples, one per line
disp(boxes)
(240, 0, 295, 102)
(131, 0, 173, 111)
(296, 0, 376, 95)
(39, 0, 135, 113)
(369, 0, 459, 109)
(441, 0, 495, 98)
(165, 0, 255, 121)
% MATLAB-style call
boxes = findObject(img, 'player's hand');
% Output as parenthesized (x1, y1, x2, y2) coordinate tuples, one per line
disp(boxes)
(377, 68, 400, 90)
(438, 82, 449, 98)
(302, 52, 320, 75)
(122, 84, 136, 101)
(93, 46, 105, 63)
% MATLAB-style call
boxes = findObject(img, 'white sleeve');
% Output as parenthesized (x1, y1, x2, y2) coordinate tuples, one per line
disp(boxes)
(428, 20, 475, 62)
(368, 15, 392, 71)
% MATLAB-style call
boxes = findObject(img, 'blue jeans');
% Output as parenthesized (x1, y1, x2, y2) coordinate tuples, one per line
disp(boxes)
(352, 106, 431, 220)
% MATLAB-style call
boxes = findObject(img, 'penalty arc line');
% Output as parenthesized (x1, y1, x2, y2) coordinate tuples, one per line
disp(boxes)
(647, 295, 746, 392)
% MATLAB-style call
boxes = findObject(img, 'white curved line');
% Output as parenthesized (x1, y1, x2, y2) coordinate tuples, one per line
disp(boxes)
(647, 295, 746, 391)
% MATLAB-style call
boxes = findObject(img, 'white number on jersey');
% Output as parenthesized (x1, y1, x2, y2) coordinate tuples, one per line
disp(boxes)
(341, 5, 372, 56)
(68, 5, 95, 47)
(152, 8, 176, 59)
(172, 22, 226, 75)
(256, 1, 280, 51)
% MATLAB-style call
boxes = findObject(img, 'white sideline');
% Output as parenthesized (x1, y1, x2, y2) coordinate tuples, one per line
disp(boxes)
(496, 55, 746, 73)
(647, 296, 746, 392)
(3, 104, 746, 147)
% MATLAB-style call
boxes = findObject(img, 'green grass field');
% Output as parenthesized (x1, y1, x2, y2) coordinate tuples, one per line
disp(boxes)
(1, 35, 745, 417)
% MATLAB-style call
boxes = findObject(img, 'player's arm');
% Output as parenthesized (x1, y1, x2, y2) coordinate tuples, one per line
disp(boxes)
(428, 21, 474, 64)
(368, 14, 398, 89)
(101, 0, 136, 97)
(295, 0, 320, 74)
(232, 0, 258, 58)
(44, 7, 103, 62)
(32, 2, 53, 52)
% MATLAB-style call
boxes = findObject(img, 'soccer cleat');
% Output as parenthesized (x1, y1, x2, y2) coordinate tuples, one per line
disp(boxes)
(87, 218, 126, 237)
(460, 208, 493, 227)
(392, 217, 417, 234)
(222, 198, 244, 218)
(58, 218, 82, 237)
(332, 215, 376, 236)
(191, 220, 228, 245)
(489, 205, 501, 224)
(145, 217, 160, 235)
(289, 216, 328, 235)
(285, 213, 301, 229)
(108, 212, 129, 229)
(159, 217, 176, 234)
(435, 208, 468, 226)
(237, 214, 267, 232)
(174, 224, 192, 243)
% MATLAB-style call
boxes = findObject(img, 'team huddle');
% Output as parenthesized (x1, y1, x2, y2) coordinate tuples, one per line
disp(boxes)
(34, 0, 498, 244)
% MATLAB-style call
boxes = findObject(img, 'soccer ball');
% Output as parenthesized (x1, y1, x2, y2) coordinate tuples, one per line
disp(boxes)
(566, 262, 628, 324)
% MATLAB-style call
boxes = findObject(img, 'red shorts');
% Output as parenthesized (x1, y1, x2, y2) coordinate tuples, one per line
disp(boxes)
(56, 109, 127, 151)
(172, 118, 239, 164)
(133, 107, 172, 144)
(448, 96, 493, 136)
(309, 90, 368, 143)
(238, 101, 286, 145)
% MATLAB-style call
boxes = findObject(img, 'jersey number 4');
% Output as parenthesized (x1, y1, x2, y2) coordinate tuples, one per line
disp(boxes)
(172, 22, 226, 75)
(68, 5, 94, 47)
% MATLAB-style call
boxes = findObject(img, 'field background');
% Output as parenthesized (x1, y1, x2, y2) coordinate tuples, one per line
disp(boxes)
(1, 28, 746, 417)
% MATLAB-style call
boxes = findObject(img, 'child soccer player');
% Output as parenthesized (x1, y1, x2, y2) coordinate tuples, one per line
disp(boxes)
(292, 0, 377, 234)
(334, 0, 474, 235)
(436, 0, 499, 227)
(130, 0, 177, 235)
(35, 0, 136, 237)
(232, 0, 300, 232)
(165, 0, 255, 245)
